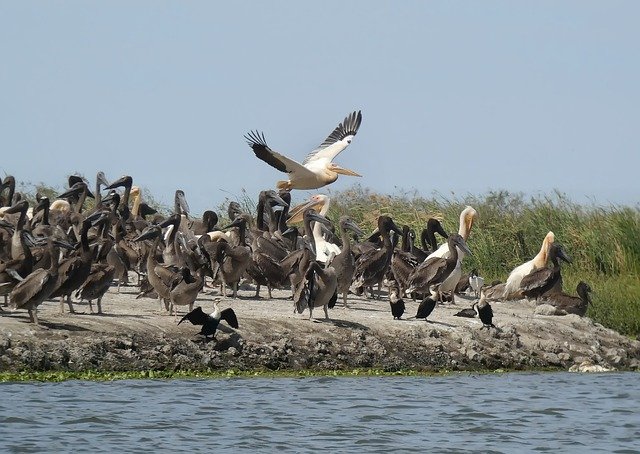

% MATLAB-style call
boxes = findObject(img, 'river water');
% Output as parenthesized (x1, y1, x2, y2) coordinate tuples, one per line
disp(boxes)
(1, 372, 638, 453)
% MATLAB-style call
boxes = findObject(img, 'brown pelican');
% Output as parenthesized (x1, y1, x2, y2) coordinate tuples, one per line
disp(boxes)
(503, 231, 555, 299)
(390, 225, 421, 297)
(294, 261, 338, 321)
(410, 219, 449, 262)
(542, 281, 592, 316)
(326, 216, 364, 307)
(105, 175, 134, 219)
(406, 234, 472, 298)
(169, 267, 204, 317)
(73, 211, 115, 314)
(216, 216, 252, 298)
(0, 175, 17, 207)
(0, 230, 36, 305)
(9, 239, 59, 325)
(352, 216, 403, 299)
(75, 255, 115, 315)
(49, 219, 93, 314)
(245, 110, 362, 190)
(178, 299, 239, 340)
(520, 243, 571, 300)
(133, 225, 173, 312)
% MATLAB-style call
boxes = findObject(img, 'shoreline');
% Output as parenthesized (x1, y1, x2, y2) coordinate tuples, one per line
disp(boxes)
(1, 284, 639, 379)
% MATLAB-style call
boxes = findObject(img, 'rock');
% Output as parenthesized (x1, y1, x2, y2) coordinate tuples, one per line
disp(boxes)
(569, 361, 616, 373)
(534, 304, 565, 316)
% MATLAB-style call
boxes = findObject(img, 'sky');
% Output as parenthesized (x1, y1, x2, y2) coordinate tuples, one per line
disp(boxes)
(1, 1, 638, 214)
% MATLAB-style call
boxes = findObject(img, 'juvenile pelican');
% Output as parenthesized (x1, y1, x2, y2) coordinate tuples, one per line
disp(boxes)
(245, 110, 363, 190)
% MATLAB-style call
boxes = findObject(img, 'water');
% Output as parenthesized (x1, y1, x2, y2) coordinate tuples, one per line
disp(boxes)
(1, 372, 639, 453)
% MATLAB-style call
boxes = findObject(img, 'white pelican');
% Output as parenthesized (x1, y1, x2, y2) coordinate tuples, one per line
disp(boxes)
(424, 206, 478, 303)
(287, 194, 340, 262)
(503, 231, 555, 299)
(427, 206, 477, 260)
(245, 110, 363, 190)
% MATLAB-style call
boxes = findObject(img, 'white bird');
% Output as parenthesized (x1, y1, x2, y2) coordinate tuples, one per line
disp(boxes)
(424, 206, 478, 303)
(503, 231, 555, 299)
(245, 110, 363, 190)
(468, 269, 484, 298)
(287, 194, 340, 262)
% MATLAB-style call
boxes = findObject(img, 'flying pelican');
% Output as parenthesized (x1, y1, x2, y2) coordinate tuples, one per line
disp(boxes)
(245, 110, 363, 190)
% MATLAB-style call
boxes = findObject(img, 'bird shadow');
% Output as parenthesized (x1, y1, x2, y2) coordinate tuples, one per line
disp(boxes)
(426, 319, 456, 328)
(323, 318, 370, 331)
(38, 320, 92, 332)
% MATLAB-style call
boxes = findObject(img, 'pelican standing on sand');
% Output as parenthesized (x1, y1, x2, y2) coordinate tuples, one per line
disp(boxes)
(245, 110, 363, 190)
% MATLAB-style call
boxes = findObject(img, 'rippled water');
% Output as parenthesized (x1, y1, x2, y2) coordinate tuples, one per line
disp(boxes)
(1, 372, 639, 453)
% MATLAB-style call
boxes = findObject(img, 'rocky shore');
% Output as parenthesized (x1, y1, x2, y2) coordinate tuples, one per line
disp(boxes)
(1, 284, 639, 374)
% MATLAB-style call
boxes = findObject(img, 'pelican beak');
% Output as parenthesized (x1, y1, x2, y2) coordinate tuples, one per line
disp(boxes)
(456, 236, 473, 256)
(558, 246, 572, 264)
(332, 165, 362, 177)
(266, 191, 289, 208)
(306, 210, 332, 228)
(105, 175, 132, 190)
(288, 199, 323, 224)
(345, 220, 365, 237)
(133, 226, 161, 242)
(96, 171, 110, 188)
(221, 217, 244, 230)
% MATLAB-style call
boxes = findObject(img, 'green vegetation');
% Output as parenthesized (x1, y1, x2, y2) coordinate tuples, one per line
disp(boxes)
(0, 367, 546, 383)
(324, 185, 640, 337)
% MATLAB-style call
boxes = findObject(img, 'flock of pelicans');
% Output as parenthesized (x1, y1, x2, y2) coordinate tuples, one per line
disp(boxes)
(0, 110, 593, 339)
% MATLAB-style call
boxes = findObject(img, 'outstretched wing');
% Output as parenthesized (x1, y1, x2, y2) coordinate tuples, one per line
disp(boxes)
(303, 110, 362, 164)
(178, 306, 208, 326)
(245, 130, 313, 177)
(220, 308, 239, 329)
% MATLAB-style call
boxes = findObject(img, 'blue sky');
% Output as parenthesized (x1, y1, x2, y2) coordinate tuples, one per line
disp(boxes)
(1, 2, 638, 213)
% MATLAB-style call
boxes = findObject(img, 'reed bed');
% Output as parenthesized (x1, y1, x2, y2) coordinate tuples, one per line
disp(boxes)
(325, 185, 640, 337)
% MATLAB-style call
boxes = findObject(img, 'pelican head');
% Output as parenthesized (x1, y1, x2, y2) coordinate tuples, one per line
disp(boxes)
(460, 206, 478, 240)
(288, 194, 330, 223)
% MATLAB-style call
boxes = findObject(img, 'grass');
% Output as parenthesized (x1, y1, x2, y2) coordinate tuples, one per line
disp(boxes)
(323, 185, 640, 337)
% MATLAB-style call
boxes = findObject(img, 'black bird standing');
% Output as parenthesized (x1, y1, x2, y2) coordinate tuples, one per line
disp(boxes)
(473, 292, 495, 329)
(414, 288, 438, 321)
(388, 282, 405, 320)
(178, 300, 239, 340)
